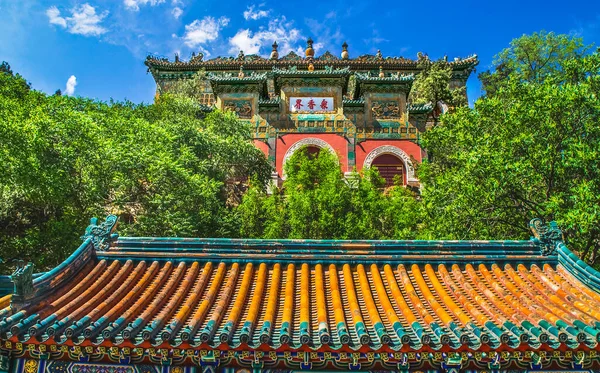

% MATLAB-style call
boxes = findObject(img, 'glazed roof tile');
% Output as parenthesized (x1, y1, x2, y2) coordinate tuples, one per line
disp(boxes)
(342, 98, 365, 106)
(272, 66, 351, 77)
(207, 72, 268, 83)
(354, 72, 415, 83)
(408, 103, 434, 114)
(258, 97, 281, 105)
(1, 218, 600, 355)
(145, 52, 479, 72)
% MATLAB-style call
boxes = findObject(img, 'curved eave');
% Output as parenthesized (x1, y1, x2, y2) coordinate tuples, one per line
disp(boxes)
(29, 239, 95, 301)
(557, 242, 600, 293)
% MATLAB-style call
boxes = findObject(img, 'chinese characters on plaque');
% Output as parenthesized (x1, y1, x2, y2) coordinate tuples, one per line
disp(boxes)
(289, 97, 334, 112)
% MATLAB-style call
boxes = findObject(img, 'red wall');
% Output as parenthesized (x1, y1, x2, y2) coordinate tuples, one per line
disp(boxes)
(276, 134, 349, 176)
(253, 140, 269, 158)
(354, 140, 423, 173)
(262, 135, 424, 182)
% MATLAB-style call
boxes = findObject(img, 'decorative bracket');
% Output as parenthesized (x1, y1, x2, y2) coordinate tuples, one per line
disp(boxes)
(81, 215, 119, 250)
(11, 260, 34, 300)
(0, 353, 9, 373)
(529, 218, 564, 256)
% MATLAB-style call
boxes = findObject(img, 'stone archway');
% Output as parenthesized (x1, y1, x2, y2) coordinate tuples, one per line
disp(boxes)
(363, 145, 417, 183)
(282, 137, 338, 179)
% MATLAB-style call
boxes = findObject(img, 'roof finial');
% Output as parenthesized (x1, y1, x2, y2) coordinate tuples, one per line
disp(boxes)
(378, 66, 385, 78)
(270, 41, 279, 60)
(341, 41, 349, 60)
(305, 37, 315, 58)
(376, 50, 383, 59)
(174, 53, 180, 63)
(237, 50, 245, 60)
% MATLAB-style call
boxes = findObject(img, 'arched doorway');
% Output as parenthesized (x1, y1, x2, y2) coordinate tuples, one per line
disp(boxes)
(371, 153, 405, 186)
(303, 145, 321, 158)
(282, 138, 339, 179)
(363, 145, 417, 185)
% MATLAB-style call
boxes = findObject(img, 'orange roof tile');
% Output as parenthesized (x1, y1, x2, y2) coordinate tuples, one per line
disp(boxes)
(1, 217, 600, 371)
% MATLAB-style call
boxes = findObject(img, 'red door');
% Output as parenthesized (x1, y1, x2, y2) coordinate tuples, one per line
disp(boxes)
(371, 154, 405, 186)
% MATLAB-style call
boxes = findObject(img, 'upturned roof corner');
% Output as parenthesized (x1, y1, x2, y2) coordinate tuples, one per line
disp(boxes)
(81, 215, 119, 251)
(530, 218, 564, 256)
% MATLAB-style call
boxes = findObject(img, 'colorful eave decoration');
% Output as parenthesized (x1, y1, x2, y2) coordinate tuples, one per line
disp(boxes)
(1, 217, 600, 372)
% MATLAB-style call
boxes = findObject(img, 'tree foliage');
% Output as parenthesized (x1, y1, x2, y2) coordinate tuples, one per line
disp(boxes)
(238, 147, 424, 239)
(420, 44, 600, 264)
(161, 71, 209, 104)
(0, 64, 270, 270)
(479, 31, 589, 95)
(409, 59, 467, 116)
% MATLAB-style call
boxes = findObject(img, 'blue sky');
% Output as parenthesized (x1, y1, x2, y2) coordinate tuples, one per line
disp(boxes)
(1, 0, 599, 104)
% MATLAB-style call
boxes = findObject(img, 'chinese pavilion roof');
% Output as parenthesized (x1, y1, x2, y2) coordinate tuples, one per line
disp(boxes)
(2, 217, 600, 370)
(145, 51, 479, 73)
(144, 39, 478, 79)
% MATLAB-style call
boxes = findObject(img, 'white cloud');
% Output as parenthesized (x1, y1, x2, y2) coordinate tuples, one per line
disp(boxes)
(228, 17, 302, 56)
(46, 4, 108, 37)
(46, 6, 67, 28)
(243, 5, 269, 21)
(172, 6, 183, 19)
(68, 4, 109, 36)
(229, 29, 260, 54)
(182, 16, 229, 49)
(65, 75, 77, 96)
(124, 0, 166, 11)
(313, 42, 324, 54)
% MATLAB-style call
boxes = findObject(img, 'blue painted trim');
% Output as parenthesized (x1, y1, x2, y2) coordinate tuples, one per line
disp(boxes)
(557, 242, 600, 293)
(96, 237, 554, 265)
(0, 273, 44, 297)
(32, 238, 95, 295)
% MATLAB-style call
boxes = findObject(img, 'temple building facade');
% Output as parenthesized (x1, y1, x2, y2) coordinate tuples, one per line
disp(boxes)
(144, 39, 478, 187)
(1, 217, 600, 373)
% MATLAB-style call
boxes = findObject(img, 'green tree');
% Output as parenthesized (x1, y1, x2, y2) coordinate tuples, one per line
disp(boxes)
(479, 31, 588, 96)
(0, 65, 270, 271)
(420, 47, 600, 264)
(410, 59, 467, 121)
(238, 146, 424, 240)
(161, 71, 209, 104)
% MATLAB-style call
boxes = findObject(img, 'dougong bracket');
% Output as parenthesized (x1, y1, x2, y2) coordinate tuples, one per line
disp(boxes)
(81, 215, 119, 250)
(529, 218, 564, 256)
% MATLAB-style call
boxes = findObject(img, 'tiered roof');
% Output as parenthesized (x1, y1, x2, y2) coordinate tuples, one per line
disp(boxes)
(1, 218, 599, 371)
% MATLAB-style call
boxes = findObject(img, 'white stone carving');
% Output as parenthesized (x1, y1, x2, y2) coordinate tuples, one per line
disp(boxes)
(363, 145, 417, 183)
(281, 138, 338, 179)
